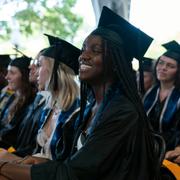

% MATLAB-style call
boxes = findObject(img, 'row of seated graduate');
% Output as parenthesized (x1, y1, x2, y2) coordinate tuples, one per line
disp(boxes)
(0, 6, 179, 180)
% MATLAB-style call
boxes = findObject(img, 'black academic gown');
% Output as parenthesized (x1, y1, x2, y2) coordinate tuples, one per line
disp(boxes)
(14, 93, 46, 156)
(31, 87, 158, 180)
(0, 105, 31, 147)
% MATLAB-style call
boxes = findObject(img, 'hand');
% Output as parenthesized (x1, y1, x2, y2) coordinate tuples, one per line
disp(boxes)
(19, 155, 49, 165)
(0, 161, 8, 177)
(0, 174, 9, 180)
(173, 155, 180, 165)
(165, 146, 180, 164)
(0, 160, 8, 167)
(0, 149, 22, 162)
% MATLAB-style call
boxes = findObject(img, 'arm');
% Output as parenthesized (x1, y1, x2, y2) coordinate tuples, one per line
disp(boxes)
(0, 174, 10, 180)
(0, 149, 22, 162)
(19, 155, 50, 165)
(0, 161, 31, 180)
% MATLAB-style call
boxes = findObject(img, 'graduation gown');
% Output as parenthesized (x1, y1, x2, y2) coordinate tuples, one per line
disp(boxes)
(33, 98, 80, 160)
(14, 92, 46, 156)
(143, 85, 180, 151)
(31, 86, 158, 180)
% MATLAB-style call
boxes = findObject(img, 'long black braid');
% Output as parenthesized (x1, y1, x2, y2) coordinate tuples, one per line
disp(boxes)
(89, 28, 165, 179)
(109, 40, 165, 164)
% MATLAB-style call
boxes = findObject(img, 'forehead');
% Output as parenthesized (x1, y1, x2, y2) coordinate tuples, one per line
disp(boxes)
(39, 55, 53, 68)
(159, 55, 178, 65)
(39, 55, 46, 61)
(7, 65, 21, 73)
(84, 35, 103, 46)
(144, 71, 153, 77)
(39, 55, 50, 64)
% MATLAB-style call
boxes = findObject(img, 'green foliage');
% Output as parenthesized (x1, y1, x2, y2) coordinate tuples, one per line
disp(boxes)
(0, 21, 12, 40)
(0, 0, 83, 40)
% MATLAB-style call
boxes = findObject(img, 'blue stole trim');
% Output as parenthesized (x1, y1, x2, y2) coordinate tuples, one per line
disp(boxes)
(38, 108, 51, 128)
(0, 94, 15, 127)
(50, 98, 80, 160)
(37, 98, 80, 160)
(143, 85, 180, 131)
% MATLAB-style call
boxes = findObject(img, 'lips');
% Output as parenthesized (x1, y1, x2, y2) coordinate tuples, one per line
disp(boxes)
(157, 71, 166, 76)
(79, 61, 92, 71)
(80, 64, 92, 70)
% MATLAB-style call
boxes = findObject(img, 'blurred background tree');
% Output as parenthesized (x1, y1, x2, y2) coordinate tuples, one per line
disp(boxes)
(0, 0, 83, 41)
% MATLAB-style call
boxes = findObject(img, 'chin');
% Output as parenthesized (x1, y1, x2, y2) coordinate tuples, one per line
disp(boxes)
(79, 75, 87, 81)
(158, 78, 167, 81)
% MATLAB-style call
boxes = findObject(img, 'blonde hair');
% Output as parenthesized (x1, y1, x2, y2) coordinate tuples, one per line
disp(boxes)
(44, 57, 54, 91)
(45, 58, 79, 111)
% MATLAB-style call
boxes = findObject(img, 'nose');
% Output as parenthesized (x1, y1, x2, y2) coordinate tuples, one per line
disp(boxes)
(5, 72, 9, 80)
(161, 63, 168, 71)
(79, 50, 91, 63)
(29, 64, 32, 70)
(158, 62, 167, 71)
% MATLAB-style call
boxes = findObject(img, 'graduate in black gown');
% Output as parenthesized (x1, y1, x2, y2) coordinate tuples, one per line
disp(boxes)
(0, 6, 164, 180)
(143, 41, 180, 166)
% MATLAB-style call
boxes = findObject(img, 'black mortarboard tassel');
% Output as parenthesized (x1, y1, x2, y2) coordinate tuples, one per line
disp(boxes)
(162, 40, 180, 63)
(0, 55, 11, 68)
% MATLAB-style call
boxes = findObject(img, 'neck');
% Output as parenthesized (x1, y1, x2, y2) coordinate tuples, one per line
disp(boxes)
(92, 81, 112, 105)
(159, 81, 174, 102)
(160, 81, 174, 91)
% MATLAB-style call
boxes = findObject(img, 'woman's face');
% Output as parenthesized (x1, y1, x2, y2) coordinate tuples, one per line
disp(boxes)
(29, 59, 38, 84)
(5, 66, 22, 91)
(79, 35, 104, 84)
(156, 55, 178, 83)
(136, 71, 154, 92)
(37, 56, 52, 91)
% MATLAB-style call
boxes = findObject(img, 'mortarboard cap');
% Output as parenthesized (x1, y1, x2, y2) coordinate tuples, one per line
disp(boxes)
(162, 40, 180, 63)
(10, 56, 31, 71)
(44, 33, 58, 46)
(42, 34, 80, 75)
(96, 6, 153, 61)
(142, 57, 154, 72)
(0, 55, 11, 68)
(91, 6, 153, 95)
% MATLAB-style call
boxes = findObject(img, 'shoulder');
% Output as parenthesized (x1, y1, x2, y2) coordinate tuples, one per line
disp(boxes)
(103, 93, 139, 122)
(143, 84, 159, 101)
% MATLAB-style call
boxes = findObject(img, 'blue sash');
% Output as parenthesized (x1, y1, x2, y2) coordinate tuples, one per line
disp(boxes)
(143, 85, 180, 131)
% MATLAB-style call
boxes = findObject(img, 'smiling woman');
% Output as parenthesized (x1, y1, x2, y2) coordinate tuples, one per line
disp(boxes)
(6, 66, 22, 91)
(0, 56, 36, 148)
(79, 35, 105, 84)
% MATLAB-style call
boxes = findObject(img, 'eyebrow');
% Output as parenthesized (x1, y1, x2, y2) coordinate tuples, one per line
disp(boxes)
(159, 59, 176, 64)
(159, 59, 177, 66)
(82, 43, 103, 49)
